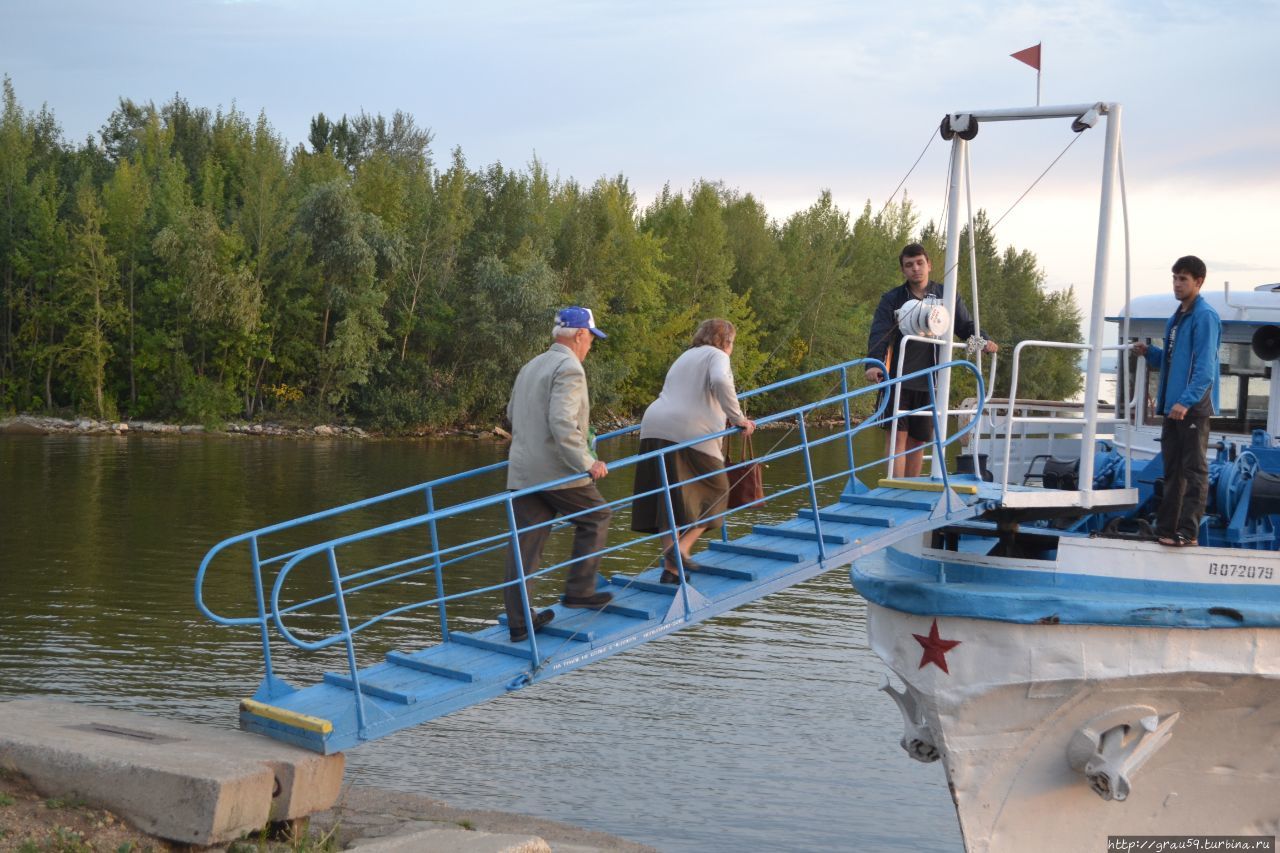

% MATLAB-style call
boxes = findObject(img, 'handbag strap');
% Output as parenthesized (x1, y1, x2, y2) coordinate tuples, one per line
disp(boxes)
(740, 431, 755, 461)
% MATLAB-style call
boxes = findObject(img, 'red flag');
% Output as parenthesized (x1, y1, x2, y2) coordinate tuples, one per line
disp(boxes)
(1011, 43, 1041, 70)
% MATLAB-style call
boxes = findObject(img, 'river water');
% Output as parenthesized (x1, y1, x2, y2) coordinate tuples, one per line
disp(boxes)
(0, 429, 962, 852)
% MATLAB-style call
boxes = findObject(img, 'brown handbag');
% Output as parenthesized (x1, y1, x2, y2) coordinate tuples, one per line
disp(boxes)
(726, 433, 764, 509)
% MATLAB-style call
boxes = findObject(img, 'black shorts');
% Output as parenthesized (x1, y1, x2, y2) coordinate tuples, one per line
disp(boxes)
(877, 386, 935, 443)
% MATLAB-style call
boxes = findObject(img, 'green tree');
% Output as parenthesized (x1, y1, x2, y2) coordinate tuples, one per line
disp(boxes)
(153, 203, 262, 420)
(553, 176, 668, 412)
(101, 156, 151, 409)
(63, 181, 124, 419)
(296, 180, 400, 408)
(11, 169, 67, 410)
(232, 112, 294, 416)
(0, 76, 37, 403)
(778, 191, 857, 379)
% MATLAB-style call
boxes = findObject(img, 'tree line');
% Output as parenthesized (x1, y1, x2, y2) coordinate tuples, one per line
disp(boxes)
(0, 78, 1082, 430)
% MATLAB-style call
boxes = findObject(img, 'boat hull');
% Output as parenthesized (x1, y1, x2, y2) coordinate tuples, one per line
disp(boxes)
(866, 602, 1280, 852)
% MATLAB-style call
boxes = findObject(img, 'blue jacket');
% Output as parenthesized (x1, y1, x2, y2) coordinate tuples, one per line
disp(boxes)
(1143, 295, 1221, 416)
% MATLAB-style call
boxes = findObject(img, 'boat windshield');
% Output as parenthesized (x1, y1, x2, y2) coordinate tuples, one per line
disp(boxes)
(1124, 339, 1270, 434)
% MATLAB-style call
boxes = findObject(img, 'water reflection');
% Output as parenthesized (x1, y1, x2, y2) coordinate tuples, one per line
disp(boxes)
(0, 430, 961, 852)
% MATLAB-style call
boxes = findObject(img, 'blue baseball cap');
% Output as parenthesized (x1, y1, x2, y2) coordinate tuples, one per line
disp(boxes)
(555, 306, 607, 339)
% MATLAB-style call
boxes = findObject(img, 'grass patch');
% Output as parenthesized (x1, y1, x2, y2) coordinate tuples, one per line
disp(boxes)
(227, 822, 341, 852)
(48, 825, 93, 852)
(456, 819, 475, 831)
(44, 794, 87, 810)
(0, 792, 15, 806)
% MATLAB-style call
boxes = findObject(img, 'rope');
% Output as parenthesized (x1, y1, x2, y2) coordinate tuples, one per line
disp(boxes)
(989, 132, 1084, 232)
(879, 126, 938, 220)
(886, 127, 1088, 348)
(747, 124, 941, 396)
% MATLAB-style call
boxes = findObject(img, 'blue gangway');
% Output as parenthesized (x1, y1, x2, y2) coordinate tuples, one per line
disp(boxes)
(196, 358, 997, 753)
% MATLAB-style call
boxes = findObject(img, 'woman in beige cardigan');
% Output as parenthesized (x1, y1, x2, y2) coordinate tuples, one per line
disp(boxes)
(631, 319, 756, 583)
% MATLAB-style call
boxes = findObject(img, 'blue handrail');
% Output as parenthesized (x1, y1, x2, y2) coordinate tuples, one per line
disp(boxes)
(196, 356, 986, 701)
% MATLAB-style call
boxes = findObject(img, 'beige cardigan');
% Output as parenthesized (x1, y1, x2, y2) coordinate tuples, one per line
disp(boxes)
(639, 345, 747, 460)
(506, 343, 595, 490)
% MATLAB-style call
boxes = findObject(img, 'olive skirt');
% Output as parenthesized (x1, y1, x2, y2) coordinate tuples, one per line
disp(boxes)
(630, 438, 728, 534)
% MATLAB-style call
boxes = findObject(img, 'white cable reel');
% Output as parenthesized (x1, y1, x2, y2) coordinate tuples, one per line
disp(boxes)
(895, 297, 950, 339)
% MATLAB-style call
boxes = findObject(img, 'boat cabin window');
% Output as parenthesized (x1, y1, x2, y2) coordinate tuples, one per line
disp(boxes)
(1215, 341, 1268, 432)
(1134, 340, 1269, 432)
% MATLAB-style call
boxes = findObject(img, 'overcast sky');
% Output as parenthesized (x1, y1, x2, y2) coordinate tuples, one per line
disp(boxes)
(3, 0, 1278, 318)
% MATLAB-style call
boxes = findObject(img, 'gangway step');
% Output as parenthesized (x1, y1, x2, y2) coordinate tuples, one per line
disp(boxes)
(840, 494, 936, 511)
(679, 561, 757, 581)
(753, 524, 851, 545)
(879, 477, 979, 495)
(609, 574, 680, 595)
(707, 540, 804, 562)
(449, 632, 539, 660)
(323, 672, 417, 705)
(385, 650, 476, 683)
(797, 508, 895, 527)
(495, 614, 601, 641)
(555, 597, 663, 620)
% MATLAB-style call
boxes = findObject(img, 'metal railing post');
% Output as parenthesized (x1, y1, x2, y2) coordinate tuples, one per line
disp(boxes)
(928, 372, 954, 516)
(840, 367, 859, 493)
(887, 376, 903, 479)
(248, 536, 278, 686)
(1079, 104, 1123, 508)
(424, 485, 449, 641)
(934, 132, 967, 464)
(796, 413, 828, 561)
(1000, 342, 1028, 500)
(326, 547, 367, 735)
(720, 435, 732, 542)
(503, 496, 542, 665)
(657, 451, 693, 616)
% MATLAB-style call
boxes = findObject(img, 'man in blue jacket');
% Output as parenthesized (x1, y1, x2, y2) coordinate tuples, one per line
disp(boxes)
(1133, 256, 1221, 546)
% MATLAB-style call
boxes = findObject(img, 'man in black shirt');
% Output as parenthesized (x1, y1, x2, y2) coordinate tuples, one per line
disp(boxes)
(865, 243, 998, 477)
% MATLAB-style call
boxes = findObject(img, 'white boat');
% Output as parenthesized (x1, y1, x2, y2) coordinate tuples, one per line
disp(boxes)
(850, 103, 1280, 852)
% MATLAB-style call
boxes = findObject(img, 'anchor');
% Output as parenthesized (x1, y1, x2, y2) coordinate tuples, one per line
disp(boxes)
(879, 675, 939, 763)
(1066, 705, 1180, 801)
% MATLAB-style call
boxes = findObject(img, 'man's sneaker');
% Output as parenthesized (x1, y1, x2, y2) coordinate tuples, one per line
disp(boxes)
(509, 608, 555, 642)
(562, 591, 614, 609)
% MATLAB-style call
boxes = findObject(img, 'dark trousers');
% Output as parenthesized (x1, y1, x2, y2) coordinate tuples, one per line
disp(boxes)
(503, 484, 611, 628)
(1158, 414, 1211, 541)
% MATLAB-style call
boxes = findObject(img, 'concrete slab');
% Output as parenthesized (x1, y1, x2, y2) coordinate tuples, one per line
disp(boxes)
(0, 698, 344, 845)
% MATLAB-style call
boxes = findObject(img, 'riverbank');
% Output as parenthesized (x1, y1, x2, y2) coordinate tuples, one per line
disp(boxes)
(0, 414, 469, 440)
(0, 770, 655, 851)
(0, 413, 839, 441)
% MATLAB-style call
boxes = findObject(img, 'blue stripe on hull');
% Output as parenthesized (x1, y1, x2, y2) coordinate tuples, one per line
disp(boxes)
(851, 547, 1280, 630)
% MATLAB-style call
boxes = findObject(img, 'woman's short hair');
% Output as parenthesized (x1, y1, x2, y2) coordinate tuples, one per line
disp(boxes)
(692, 318, 736, 350)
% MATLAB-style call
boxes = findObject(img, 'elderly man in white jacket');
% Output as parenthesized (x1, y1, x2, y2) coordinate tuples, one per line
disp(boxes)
(502, 307, 614, 642)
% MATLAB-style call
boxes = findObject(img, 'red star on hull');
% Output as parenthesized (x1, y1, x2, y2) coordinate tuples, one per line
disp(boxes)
(913, 619, 961, 673)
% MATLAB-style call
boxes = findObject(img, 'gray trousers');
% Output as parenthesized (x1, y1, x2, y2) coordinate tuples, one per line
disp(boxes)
(503, 484, 611, 628)
(1158, 414, 1211, 541)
